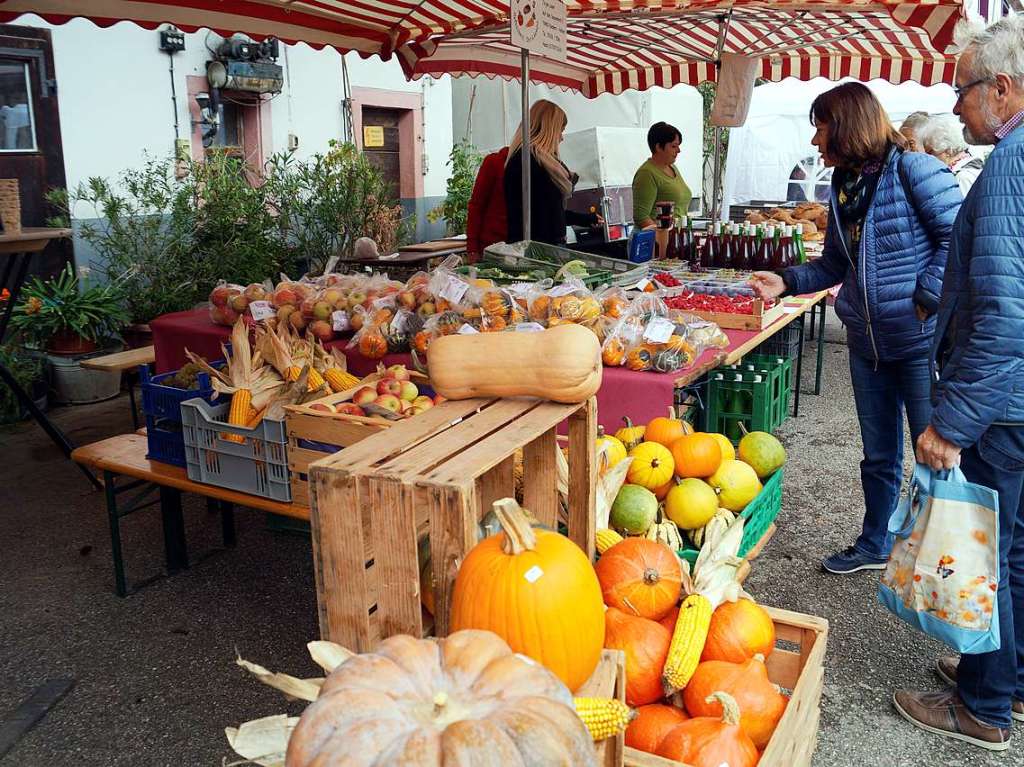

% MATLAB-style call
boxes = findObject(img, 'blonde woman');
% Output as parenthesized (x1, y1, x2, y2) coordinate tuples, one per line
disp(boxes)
(503, 100, 602, 245)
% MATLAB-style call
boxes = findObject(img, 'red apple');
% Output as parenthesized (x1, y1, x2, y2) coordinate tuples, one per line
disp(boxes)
(273, 286, 298, 307)
(377, 378, 403, 396)
(374, 394, 402, 413)
(412, 396, 434, 410)
(229, 293, 249, 313)
(397, 290, 417, 310)
(398, 381, 419, 402)
(352, 387, 377, 405)
(385, 364, 411, 382)
(434, 394, 446, 405)
(300, 297, 318, 319)
(210, 285, 233, 308)
(309, 402, 336, 414)
(309, 320, 334, 343)
(335, 403, 366, 417)
(244, 283, 267, 302)
(288, 311, 308, 332)
(321, 288, 343, 305)
(417, 302, 437, 318)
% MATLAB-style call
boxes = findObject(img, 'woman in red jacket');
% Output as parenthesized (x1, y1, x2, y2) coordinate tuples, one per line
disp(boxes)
(465, 146, 509, 262)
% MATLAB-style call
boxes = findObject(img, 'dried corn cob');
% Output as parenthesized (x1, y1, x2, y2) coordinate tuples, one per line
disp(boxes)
(314, 345, 359, 392)
(662, 593, 713, 694)
(574, 697, 635, 740)
(596, 528, 624, 555)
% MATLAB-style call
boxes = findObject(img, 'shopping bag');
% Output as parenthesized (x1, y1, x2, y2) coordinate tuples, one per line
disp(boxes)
(878, 464, 1000, 654)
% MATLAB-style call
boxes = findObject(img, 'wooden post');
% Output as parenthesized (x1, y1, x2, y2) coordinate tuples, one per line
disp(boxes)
(567, 398, 598, 558)
(523, 426, 559, 528)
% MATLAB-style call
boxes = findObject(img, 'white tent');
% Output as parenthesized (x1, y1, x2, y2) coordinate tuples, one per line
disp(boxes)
(722, 78, 959, 213)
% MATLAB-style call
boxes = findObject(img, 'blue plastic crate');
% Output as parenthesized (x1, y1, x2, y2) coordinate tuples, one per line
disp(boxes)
(145, 417, 188, 467)
(140, 362, 223, 467)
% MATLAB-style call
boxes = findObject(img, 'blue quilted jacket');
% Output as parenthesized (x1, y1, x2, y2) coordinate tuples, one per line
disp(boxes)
(783, 147, 962, 362)
(930, 126, 1024, 447)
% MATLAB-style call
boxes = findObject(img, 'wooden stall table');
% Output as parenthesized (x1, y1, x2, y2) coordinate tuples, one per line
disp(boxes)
(72, 433, 308, 596)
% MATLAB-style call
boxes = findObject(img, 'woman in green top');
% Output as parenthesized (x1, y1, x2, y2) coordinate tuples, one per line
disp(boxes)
(632, 122, 693, 227)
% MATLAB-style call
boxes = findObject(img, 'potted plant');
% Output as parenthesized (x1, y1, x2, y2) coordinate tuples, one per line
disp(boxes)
(9, 263, 130, 404)
(0, 344, 45, 424)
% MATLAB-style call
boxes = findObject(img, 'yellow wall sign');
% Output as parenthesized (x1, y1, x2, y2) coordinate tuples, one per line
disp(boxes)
(363, 125, 385, 148)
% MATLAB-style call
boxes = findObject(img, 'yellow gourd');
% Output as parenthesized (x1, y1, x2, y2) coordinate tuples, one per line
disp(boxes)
(627, 441, 675, 490)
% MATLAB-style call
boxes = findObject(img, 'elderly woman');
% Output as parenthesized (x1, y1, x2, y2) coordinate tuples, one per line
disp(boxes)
(920, 113, 985, 194)
(899, 111, 931, 152)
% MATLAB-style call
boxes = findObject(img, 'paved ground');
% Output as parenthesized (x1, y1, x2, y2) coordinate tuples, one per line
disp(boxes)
(0, 312, 1016, 766)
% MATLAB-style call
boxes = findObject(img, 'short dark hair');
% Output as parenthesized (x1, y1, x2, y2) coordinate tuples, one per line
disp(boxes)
(647, 121, 682, 152)
(809, 82, 905, 168)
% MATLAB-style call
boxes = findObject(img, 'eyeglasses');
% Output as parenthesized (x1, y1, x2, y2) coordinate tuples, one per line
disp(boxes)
(954, 77, 991, 101)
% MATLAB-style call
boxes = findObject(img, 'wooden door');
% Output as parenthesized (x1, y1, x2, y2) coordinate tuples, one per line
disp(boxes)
(0, 25, 69, 281)
(361, 106, 401, 203)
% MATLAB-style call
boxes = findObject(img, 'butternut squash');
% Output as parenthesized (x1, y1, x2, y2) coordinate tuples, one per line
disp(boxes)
(427, 324, 603, 403)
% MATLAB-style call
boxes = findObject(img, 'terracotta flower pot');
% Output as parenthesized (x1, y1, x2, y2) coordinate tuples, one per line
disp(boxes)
(46, 330, 97, 356)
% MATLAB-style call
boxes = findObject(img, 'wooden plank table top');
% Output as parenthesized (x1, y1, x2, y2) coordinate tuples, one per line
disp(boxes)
(71, 434, 309, 521)
(723, 291, 829, 366)
(0, 227, 72, 255)
(80, 346, 155, 372)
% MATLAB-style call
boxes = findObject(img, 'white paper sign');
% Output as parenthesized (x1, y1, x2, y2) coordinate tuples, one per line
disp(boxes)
(515, 322, 546, 333)
(523, 565, 544, 583)
(332, 310, 350, 332)
(510, 0, 567, 62)
(249, 300, 275, 321)
(457, 324, 479, 335)
(509, 282, 534, 295)
(548, 283, 577, 297)
(644, 317, 675, 343)
(441, 275, 470, 305)
(710, 52, 759, 127)
(633, 278, 653, 292)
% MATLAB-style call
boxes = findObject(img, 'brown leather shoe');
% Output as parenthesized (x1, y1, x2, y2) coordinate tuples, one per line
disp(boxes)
(935, 657, 1024, 722)
(893, 690, 1012, 751)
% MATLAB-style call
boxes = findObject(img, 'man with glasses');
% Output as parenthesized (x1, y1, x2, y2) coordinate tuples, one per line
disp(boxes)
(892, 14, 1024, 751)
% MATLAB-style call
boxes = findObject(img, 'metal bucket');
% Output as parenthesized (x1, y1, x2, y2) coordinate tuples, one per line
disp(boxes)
(46, 347, 123, 405)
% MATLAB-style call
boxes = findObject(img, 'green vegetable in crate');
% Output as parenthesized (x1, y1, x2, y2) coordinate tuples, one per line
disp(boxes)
(610, 484, 659, 535)
(556, 259, 590, 279)
(737, 428, 786, 479)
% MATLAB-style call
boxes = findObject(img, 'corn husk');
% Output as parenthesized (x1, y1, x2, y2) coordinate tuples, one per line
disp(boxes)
(188, 319, 283, 409)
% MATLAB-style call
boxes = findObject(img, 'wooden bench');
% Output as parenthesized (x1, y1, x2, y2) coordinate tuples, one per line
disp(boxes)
(80, 346, 156, 430)
(72, 433, 308, 596)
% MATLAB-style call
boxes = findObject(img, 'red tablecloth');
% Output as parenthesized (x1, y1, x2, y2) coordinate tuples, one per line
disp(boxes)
(150, 309, 755, 432)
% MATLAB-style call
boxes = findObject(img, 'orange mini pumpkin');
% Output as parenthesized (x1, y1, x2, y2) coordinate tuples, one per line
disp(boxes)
(595, 537, 682, 621)
(670, 432, 723, 478)
(646, 407, 692, 448)
(626, 704, 690, 754)
(530, 295, 552, 321)
(626, 344, 657, 371)
(657, 692, 759, 767)
(358, 329, 387, 359)
(603, 295, 628, 319)
(604, 607, 672, 706)
(603, 337, 627, 367)
(481, 290, 512, 318)
(412, 329, 432, 355)
(702, 598, 776, 663)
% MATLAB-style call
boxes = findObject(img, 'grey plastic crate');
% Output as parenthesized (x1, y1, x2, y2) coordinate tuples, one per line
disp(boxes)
(180, 398, 292, 502)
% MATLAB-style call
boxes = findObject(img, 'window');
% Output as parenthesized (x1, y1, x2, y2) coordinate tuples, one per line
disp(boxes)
(786, 155, 832, 203)
(0, 60, 36, 151)
(212, 101, 242, 150)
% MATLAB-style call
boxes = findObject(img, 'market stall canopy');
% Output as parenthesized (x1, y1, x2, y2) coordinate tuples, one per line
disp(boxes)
(400, 0, 966, 96)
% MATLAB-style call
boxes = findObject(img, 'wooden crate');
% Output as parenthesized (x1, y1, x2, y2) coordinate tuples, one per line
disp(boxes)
(309, 396, 597, 652)
(624, 606, 828, 767)
(283, 370, 429, 508)
(577, 649, 627, 767)
(687, 298, 787, 331)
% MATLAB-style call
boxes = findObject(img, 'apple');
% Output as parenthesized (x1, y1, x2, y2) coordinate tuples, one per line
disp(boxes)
(412, 395, 434, 410)
(350, 312, 364, 332)
(244, 283, 267, 302)
(398, 399, 413, 413)
(434, 394, 446, 405)
(313, 301, 333, 322)
(229, 293, 249, 313)
(272, 286, 298, 307)
(352, 386, 377, 405)
(309, 320, 334, 343)
(210, 285, 233, 308)
(417, 302, 437, 318)
(398, 381, 419, 402)
(309, 402, 336, 414)
(277, 305, 296, 323)
(397, 290, 418, 310)
(385, 364, 411, 382)
(406, 406, 427, 416)
(377, 378, 403, 396)
(322, 288, 343, 305)
(335, 403, 365, 417)
(348, 290, 367, 307)
(288, 311, 308, 332)
(374, 394, 402, 413)
(300, 297, 318, 319)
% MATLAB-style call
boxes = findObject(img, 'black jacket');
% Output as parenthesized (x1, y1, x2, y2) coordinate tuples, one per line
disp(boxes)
(504, 149, 597, 245)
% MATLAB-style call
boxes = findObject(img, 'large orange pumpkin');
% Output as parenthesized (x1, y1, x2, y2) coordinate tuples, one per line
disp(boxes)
(657, 692, 759, 767)
(287, 630, 597, 766)
(450, 499, 605, 692)
(702, 598, 776, 663)
(645, 407, 692, 449)
(625, 703, 689, 753)
(595, 538, 682, 621)
(604, 607, 672, 706)
(670, 433, 723, 478)
(659, 605, 679, 633)
(683, 656, 789, 749)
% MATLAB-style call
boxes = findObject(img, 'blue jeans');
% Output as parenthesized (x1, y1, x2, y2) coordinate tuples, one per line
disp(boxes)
(848, 352, 933, 559)
(957, 426, 1024, 728)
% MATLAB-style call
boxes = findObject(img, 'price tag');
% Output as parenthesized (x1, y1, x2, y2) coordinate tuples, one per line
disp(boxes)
(331, 310, 350, 332)
(524, 565, 544, 583)
(441, 275, 470, 305)
(548, 283, 577, 297)
(515, 322, 546, 333)
(249, 300, 275, 321)
(457, 323, 479, 335)
(632, 278, 653, 291)
(509, 282, 534, 296)
(390, 313, 407, 334)
(643, 316, 675, 343)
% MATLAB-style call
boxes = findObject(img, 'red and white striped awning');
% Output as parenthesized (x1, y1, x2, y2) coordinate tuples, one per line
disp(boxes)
(0, 1, 964, 93)
(400, 1, 966, 95)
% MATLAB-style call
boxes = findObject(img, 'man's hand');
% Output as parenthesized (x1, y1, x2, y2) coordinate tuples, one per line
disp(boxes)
(749, 272, 787, 301)
(916, 425, 962, 471)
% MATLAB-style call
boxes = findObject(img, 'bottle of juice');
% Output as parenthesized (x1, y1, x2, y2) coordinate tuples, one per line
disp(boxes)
(753, 225, 774, 270)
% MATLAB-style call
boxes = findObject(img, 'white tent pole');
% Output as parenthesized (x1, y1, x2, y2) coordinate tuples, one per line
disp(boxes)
(520, 48, 531, 241)
(712, 127, 722, 219)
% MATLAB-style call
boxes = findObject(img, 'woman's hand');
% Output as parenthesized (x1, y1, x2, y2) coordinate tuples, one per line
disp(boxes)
(749, 272, 787, 300)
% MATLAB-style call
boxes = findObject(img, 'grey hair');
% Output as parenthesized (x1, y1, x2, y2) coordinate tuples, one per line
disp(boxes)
(954, 14, 1024, 86)
(900, 111, 931, 133)
(919, 114, 968, 156)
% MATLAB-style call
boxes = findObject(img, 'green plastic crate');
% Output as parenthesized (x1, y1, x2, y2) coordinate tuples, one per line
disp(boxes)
(678, 467, 784, 562)
(740, 353, 793, 431)
(707, 355, 792, 442)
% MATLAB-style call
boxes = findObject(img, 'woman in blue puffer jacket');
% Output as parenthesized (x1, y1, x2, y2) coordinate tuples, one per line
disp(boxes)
(751, 82, 963, 574)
